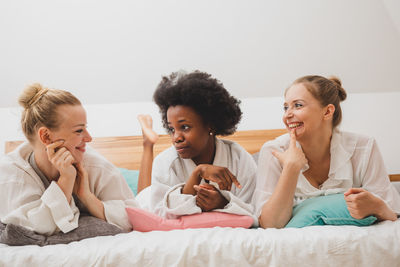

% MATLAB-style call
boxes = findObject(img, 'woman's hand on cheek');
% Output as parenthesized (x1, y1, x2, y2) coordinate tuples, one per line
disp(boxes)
(272, 130, 307, 172)
(194, 184, 229, 211)
(46, 140, 76, 179)
(46, 140, 76, 203)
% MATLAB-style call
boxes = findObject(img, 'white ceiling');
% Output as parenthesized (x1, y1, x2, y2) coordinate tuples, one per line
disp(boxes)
(1, 0, 399, 108)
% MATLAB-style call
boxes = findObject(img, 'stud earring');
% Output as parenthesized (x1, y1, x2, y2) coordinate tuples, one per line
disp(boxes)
(209, 132, 213, 136)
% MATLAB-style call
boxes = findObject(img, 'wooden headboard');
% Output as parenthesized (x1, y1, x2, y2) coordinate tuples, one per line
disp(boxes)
(5, 129, 399, 181)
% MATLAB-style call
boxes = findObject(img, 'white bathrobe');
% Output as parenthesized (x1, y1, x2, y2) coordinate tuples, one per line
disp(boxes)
(0, 142, 139, 235)
(150, 138, 258, 226)
(252, 130, 400, 218)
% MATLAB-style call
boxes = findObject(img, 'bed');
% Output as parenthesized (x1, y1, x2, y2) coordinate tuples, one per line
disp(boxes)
(1, 129, 400, 266)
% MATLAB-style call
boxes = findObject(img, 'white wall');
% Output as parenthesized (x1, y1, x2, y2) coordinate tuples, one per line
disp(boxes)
(1, 92, 399, 174)
(1, 0, 400, 108)
(0, 1, 399, 172)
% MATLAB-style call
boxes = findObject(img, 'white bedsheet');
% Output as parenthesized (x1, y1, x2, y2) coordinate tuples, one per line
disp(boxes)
(1, 219, 399, 266)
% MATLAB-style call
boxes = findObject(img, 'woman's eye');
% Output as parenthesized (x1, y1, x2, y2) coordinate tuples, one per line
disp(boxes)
(167, 127, 175, 134)
(182, 125, 190, 131)
(76, 129, 83, 134)
(283, 106, 288, 111)
(295, 103, 303, 108)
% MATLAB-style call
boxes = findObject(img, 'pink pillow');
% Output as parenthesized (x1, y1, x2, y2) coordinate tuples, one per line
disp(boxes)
(125, 207, 253, 232)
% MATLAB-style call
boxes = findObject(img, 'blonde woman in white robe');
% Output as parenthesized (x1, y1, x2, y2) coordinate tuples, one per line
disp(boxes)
(0, 84, 138, 235)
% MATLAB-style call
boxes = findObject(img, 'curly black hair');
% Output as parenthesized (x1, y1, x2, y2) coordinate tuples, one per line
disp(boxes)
(153, 70, 242, 136)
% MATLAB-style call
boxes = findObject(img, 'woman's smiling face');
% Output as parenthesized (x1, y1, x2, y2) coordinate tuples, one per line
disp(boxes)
(166, 105, 215, 165)
(48, 104, 92, 163)
(283, 83, 328, 140)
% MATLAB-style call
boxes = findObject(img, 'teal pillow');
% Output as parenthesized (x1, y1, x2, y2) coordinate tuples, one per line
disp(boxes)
(118, 168, 139, 196)
(285, 193, 377, 228)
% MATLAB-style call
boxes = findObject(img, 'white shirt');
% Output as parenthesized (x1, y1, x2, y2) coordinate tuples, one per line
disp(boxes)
(252, 130, 400, 218)
(150, 138, 258, 225)
(0, 142, 139, 235)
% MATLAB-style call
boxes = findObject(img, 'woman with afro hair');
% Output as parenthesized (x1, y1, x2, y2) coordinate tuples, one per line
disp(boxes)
(141, 70, 257, 225)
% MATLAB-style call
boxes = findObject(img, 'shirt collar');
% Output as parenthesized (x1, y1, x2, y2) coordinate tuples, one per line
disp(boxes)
(29, 152, 50, 188)
(297, 129, 356, 195)
(328, 129, 356, 178)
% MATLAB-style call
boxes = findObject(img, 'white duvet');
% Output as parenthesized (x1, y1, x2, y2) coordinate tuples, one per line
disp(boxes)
(1, 219, 399, 267)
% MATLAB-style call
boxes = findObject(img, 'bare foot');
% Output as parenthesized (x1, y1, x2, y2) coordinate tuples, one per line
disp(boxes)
(137, 114, 158, 144)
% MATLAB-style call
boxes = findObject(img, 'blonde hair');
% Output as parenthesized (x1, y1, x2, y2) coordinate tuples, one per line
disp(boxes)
(18, 83, 81, 142)
(286, 75, 347, 128)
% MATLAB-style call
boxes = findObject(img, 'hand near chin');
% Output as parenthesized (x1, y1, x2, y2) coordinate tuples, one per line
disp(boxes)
(197, 164, 241, 191)
(194, 184, 229, 211)
(46, 140, 77, 202)
(272, 130, 307, 172)
(46, 140, 76, 179)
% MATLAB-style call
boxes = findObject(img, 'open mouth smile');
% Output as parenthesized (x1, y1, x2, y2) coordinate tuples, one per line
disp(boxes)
(288, 122, 303, 129)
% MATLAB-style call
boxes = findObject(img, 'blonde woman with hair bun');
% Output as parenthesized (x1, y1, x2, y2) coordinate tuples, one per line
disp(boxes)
(253, 75, 400, 229)
(0, 83, 138, 236)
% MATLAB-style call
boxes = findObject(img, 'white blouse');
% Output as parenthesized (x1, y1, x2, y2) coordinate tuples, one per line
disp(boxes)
(252, 130, 400, 218)
(0, 142, 139, 235)
(150, 138, 258, 225)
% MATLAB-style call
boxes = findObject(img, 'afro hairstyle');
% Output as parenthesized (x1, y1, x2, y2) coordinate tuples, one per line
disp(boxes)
(153, 70, 242, 136)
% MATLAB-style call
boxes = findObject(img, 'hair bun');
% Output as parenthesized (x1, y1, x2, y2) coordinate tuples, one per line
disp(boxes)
(329, 76, 347, 101)
(18, 83, 48, 109)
